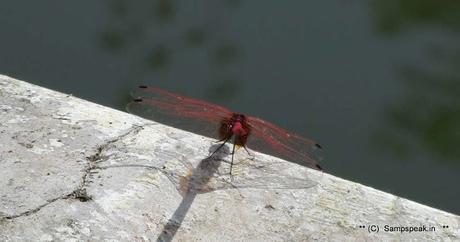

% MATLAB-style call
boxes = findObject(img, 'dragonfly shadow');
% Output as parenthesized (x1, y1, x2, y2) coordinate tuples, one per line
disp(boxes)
(156, 143, 229, 242)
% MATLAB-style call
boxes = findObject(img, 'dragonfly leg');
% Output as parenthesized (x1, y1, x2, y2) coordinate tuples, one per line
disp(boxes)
(208, 138, 230, 158)
(244, 146, 255, 160)
(230, 141, 236, 176)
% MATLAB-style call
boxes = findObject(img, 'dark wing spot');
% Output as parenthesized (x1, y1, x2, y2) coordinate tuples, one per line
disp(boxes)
(315, 143, 322, 149)
(133, 98, 143, 102)
(315, 164, 322, 170)
(138, 85, 148, 89)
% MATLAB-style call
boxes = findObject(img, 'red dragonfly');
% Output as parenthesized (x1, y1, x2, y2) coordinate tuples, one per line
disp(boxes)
(127, 86, 322, 174)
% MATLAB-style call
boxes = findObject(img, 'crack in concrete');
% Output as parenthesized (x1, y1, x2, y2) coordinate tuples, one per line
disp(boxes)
(0, 124, 146, 221)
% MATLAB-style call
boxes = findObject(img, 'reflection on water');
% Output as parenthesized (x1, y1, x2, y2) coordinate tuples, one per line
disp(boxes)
(100, 0, 243, 101)
(371, 0, 460, 34)
(372, 0, 460, 165)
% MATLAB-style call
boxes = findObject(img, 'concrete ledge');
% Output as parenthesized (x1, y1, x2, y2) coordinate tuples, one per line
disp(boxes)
(0, 74, 458, 241)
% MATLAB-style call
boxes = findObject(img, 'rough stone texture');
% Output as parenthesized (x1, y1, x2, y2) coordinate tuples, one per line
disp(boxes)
(0, 74, 459, 242)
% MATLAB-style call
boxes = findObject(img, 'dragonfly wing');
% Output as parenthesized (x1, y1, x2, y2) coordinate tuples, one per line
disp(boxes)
(177, 156, 318, 193)
(245, 116, 323, 170)
(217, 159, 318, 190)
(127, 86, 232, 139)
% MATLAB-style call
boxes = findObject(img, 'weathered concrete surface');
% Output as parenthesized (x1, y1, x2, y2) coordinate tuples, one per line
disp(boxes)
(0, 74, 458, 242)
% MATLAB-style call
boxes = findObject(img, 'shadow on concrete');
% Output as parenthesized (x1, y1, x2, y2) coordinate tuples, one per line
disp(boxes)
(156, 144, 229, 242)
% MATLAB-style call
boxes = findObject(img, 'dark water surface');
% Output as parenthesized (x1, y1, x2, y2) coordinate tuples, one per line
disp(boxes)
(1, 1, 459, 214)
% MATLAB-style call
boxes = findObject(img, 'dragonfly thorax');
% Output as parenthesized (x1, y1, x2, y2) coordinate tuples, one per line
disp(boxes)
(229, 114, 248, 136)
(231, 121, 246, 136)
